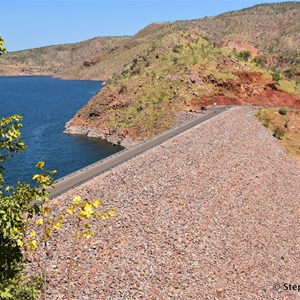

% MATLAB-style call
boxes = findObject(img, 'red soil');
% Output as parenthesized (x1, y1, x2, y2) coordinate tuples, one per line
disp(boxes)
(222, 40, 261, 58)
(196, 72, 300, 109)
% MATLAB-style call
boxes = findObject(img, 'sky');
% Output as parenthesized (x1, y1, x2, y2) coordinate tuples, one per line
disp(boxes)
(1, 0, 290, 52)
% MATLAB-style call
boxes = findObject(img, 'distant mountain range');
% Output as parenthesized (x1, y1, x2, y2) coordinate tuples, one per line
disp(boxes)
(1, 2, 299, 80)
(1, 2, 299, 145)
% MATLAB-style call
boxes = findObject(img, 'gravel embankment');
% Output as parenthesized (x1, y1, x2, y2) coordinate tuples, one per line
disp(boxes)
(31, 106, 300, 299)
(173, 111, 206, 127)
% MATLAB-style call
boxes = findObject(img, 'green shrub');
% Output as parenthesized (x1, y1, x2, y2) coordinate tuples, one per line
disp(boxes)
(252, 55, 266, 67)
(273, 126, 285, 139)
(278, 107, 288, 115)
(0, 36, 7, 56)
(2, 276, 42, 300)
(238, 50, 251, 61)
(284, 119, 289, 129)
(271, 71, 281, 82)
(172, 56, 178, 64)
(284, 69, 294, 79)
(172, 45, 183, 53)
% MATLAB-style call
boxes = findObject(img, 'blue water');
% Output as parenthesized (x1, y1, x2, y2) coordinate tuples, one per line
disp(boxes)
(0, 76, 123, 186)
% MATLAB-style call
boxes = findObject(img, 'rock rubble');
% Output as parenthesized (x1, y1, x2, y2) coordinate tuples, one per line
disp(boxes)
(30, 107, 300, 299)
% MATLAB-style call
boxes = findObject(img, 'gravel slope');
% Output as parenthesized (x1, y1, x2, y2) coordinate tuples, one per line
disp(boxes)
(33, 106, 300, 299)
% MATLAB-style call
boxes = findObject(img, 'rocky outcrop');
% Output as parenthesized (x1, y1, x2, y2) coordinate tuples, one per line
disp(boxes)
(64, 122, 137, 148)
(64, 68, 300, 147)
(83, 59, 100, 67)
(64, 123, 105, 138)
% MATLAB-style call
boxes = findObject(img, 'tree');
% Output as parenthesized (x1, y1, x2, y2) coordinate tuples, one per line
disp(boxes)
(0, 115, 115, 299)
(0, 36, 7, 56)
(0, 115, 47, 299)
(0, 36, 115, 300)
(0, 35, 43, 300)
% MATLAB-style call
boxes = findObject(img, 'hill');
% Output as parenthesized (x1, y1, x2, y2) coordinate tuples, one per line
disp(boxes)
(1, 2, 299, 80)
(1, 2, 300, 146)
(0, 36, 130, 79)
(64, 28, 300, 146)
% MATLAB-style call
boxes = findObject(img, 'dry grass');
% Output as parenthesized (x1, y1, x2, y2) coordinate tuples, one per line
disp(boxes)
(0, 2, 299, 81)
(257, 107, 300, 161)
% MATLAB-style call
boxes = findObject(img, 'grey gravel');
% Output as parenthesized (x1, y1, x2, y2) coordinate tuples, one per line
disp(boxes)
(173, 111, 205, 128)
(30, 106, 300, 300)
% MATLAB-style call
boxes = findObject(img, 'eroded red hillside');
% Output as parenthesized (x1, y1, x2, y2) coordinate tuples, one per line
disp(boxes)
(194, 72, 300, 108)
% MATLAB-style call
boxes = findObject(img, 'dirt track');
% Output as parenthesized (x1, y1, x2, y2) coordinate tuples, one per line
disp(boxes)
(31, 106, 300, 299)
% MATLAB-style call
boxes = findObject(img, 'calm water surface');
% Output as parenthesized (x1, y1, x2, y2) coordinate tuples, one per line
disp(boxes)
(0, 76, 123, 186)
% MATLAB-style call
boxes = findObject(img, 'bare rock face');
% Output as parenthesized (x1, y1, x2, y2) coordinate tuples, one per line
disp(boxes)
(64, 121, 137, 148)
(64, 122, 106, 139)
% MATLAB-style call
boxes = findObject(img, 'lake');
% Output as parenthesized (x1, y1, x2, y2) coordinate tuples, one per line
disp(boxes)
(0, 76, 123, 187)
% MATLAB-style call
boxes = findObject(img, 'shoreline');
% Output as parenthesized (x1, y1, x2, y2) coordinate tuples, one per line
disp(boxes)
(0, 72, 107, 82)
(52, 107, 228, 197)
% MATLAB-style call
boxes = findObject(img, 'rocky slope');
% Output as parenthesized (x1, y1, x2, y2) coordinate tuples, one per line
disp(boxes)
(28, 107, 300, 299)
(1, 2, 299, 80)
(64, 29, 300, 146)
(0, 36, 130, 79)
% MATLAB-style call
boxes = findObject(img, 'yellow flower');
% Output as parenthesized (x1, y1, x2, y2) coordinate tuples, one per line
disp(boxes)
(41, 175, 49, 183)
(75, 231, 81, 238)
(42, 206, 51, 215)
(79, 210, 85, 219)
(83, 233, 92, 240)
(73, 196, 82, 205)
(92, 199, 100, 208)
(83, 223, 90, 229)
(53, 222, 62, 230)
(101, 214, 109, 220)
(108, 209, 116, 217)
(80, 203, 94, 218)
(45, 228, 52, 239)
(34, 174, 48, 183)
(17, 239, 23, 247)
(12, 227, 19, 234)
(30, 230, 36, 238)
(66, 208, 75, 215)
(32, 174, 39, 180)
(36, 161, 45, 169)
(36, 218, 43, 225)
(28, 240, 38, 251)
(83, 230, 94, 240)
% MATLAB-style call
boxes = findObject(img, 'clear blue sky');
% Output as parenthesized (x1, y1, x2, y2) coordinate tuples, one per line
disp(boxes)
(1, 0, 289, 51)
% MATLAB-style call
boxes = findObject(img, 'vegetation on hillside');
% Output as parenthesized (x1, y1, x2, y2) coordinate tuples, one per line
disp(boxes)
(1, 2, 299, 81)
(257, 107, 300, 161)
(68, 27, 299, 143)
(0, 36, 130, 78)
